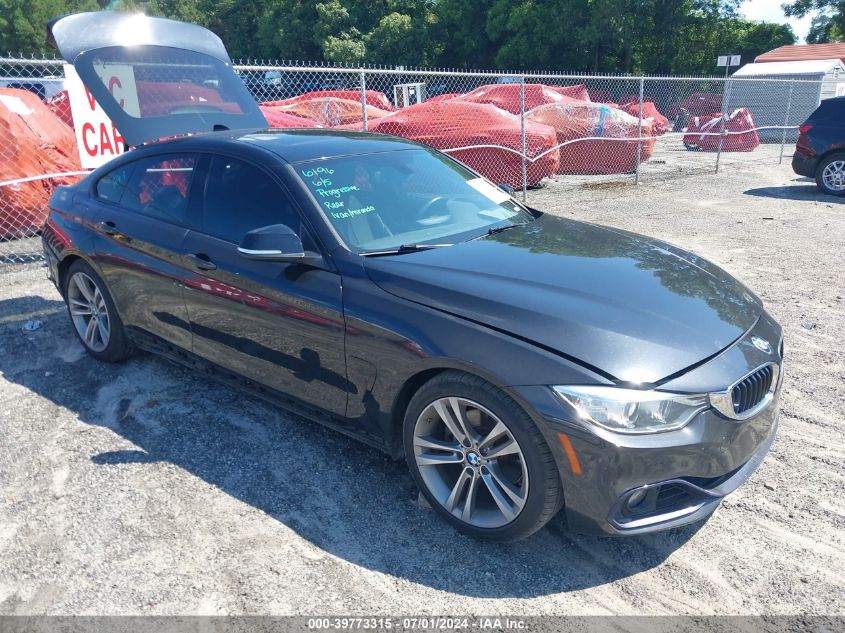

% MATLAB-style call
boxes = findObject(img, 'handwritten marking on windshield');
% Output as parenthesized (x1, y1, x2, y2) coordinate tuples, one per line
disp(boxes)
(330, 205, 375, 220)
(316, 185, 360, 198)
(301, 167, 335, 177)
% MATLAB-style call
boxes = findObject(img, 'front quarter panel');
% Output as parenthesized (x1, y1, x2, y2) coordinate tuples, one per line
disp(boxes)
(338, 258, 612, 453)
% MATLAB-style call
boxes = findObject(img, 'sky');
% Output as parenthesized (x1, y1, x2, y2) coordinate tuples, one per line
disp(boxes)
(740, 0, 814, 43)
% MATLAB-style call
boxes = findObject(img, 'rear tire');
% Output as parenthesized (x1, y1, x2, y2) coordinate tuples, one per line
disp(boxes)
(63, 260, 133, 363)
(815, 152, 845, 196)
(403, 371, 563, 541)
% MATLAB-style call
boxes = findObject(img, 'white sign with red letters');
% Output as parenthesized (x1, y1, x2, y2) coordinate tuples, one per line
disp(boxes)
(64, 63, 140, 168)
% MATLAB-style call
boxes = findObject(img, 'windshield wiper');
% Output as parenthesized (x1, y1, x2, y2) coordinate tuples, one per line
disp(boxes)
(487, 224, 517, 236)
(361, 243, 453, 257)
(469, 223, 522, 241)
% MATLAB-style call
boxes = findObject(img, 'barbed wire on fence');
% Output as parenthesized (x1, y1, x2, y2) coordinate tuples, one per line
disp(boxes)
(0, 56, 821, 266)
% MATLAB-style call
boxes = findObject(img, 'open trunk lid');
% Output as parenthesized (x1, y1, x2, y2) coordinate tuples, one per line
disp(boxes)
(48, 11, 267, 146)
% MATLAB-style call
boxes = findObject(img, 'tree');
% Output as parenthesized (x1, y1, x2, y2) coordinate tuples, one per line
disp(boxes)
(365, 2, 435, 66)
(726, 20, 796, 62)
(312, 0, 366, 63)
(0, 0, 805, 74)
(366, 13, 414, 64)
(430, 0, 499, 68)
(253, 0, 323, 61)
(143, 0, 205, 25)
(0, 0, 99, 55)
(801, 5, 845, 42)
(784, 1, 845, 41)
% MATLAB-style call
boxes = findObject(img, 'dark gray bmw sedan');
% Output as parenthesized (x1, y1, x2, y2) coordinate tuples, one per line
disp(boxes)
(43, 12, 783, 541)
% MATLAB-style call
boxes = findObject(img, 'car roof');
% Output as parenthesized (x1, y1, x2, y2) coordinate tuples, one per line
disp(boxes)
(146, 128, 427, 163)
(810, 96, 845, 118)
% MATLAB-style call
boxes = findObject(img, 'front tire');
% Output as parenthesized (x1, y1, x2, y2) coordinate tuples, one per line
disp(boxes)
(816, 152, 845, 196)
(63, 260, 133, 362)
(404, 371, 563, 541)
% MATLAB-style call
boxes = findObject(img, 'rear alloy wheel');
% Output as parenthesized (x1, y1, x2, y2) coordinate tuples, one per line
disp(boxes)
(67, 271, 110, 352)
(63, 260, 133, 362)
(816, 152, 845, 196)
(404, 371, 563, 541)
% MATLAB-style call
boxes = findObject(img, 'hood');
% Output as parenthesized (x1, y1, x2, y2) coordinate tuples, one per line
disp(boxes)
(363, 215, 761, 384)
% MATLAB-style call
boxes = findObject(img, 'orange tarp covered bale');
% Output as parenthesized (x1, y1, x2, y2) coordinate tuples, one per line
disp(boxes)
(364, 101, 559, 187)
(263, 89, 393, 111)
(425, 93, 463, 103)
(258, 105, 320, 128)
(454, 83, 577, 115)
(667, 92, 723, 118)
(683, 108, 760, 152)
(548, 84, 591, 102)
(618, 101, 670, 136)
(1, 88, 83, 239)
(261, 97, 391, 127)
(527, 102, 655, 175)
(45, 90, 74, 127)
(311, 90, 392, 111)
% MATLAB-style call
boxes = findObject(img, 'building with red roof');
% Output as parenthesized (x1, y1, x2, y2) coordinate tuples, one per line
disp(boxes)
(755, 43, 845, 65)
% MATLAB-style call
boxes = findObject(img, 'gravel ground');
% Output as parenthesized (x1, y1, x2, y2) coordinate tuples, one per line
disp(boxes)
(0, 161, 843, 616)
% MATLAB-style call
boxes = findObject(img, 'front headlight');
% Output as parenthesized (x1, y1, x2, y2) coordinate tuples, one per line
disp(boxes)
(552, 386, 709, 434)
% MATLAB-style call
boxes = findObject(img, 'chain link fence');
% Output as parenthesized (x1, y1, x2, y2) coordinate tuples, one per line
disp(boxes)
(1, 56, 825, 268)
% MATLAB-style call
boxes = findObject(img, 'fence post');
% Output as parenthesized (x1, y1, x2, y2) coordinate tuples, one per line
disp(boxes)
(635, 77, 644, 184)
(779, 79, 795, 165)
(715, 69, 732, 174)
(520, 75, 527, 201)
(359, 69, 368, 132)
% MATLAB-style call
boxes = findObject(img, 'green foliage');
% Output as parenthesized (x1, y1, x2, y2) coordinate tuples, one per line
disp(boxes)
(0, 0, 98, 55)
(366, 13, 414, 64)
(787, 0, 845, 42)
(323, 34, 366, 65)
(0, 0, 803, 74)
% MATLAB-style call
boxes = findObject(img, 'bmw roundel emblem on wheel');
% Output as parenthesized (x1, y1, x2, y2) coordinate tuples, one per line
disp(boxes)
(42, 10, 784, 540)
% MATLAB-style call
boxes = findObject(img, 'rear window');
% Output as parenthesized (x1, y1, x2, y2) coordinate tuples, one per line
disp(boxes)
(96, 154, 198, 225)
(83, 46, 248, 119)
(96, 163, 134, 203)
(72, 44, 266, 145)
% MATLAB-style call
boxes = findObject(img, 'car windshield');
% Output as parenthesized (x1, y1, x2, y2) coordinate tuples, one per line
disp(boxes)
(294, 149, 534, 253)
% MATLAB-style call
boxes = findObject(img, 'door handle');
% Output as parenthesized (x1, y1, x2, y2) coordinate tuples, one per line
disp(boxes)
(185, 253, 217, 271)
(98, 221, 119, 236)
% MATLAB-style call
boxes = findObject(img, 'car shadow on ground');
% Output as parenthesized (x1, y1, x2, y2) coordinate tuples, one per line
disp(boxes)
(1, 294, 702, 599)
(743, 180, 845, 204)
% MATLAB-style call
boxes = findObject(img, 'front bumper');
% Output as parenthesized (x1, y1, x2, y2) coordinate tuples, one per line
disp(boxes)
(605, 414, 778, 532)
(513, 315, 783, 536)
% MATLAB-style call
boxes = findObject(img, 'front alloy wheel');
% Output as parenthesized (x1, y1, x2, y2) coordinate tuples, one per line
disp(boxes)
(413, 397, 529, 528)
(404, 371, 563, 541)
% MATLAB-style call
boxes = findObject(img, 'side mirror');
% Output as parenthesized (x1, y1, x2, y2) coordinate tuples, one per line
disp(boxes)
(237, 224, 321, 265)
(497, 183, 515, 195)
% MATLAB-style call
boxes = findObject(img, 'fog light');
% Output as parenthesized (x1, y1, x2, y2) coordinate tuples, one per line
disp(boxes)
(626, 489, 647, 509)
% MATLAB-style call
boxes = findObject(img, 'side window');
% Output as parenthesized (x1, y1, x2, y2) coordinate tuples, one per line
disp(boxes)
(119, 154, 198, 225)
(203, 156, 302, 242)
(96, 163, 135, 204)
